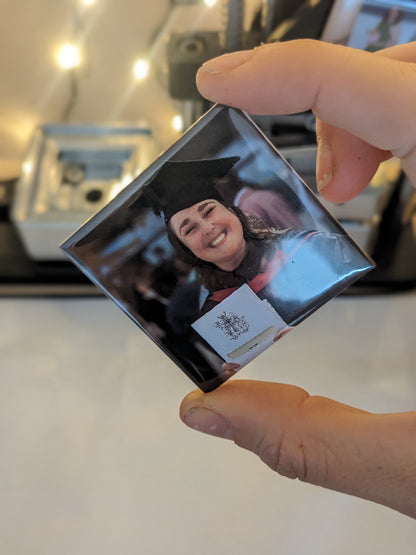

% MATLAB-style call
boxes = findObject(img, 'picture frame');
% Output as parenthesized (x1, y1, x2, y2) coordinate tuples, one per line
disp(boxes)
(321, 0, 416, 47)
(346, 0, 416, 51)
(61, 105, 374, 392)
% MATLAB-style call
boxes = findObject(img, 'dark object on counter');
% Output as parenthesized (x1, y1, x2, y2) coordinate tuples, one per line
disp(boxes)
(167, 31, 222, 100)
(0, 220, 96, 296)
(0, 178, 97, 296)
(354, 174, 416, 293)
(267, 0, 335, 42)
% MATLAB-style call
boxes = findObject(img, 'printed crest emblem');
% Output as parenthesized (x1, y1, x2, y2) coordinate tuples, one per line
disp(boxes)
(214, 311, 250, 340)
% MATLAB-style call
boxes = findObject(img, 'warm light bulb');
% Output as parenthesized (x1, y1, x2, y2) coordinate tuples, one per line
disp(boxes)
(204, 0, 217, 6)
(57, 43, 80, 70)
(172, 114, 184, 132)
(80, 0, 96, 5)
(133, 59, 149, 80)
(22, 161, 33, 176)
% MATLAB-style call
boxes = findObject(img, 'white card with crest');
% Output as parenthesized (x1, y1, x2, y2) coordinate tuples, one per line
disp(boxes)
(191, 284, 289, 367)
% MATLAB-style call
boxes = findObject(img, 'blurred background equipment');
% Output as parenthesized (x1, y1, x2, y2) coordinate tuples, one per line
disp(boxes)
(11, 124, 158, 261)
(167, 31, 222, 100)
(1, 0, 415, 294)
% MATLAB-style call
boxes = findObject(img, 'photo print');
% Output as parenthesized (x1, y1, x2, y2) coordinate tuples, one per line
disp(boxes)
(61, 105, 374, 392)
(321, 0, 416, 47)
(347, 0, 416, 51)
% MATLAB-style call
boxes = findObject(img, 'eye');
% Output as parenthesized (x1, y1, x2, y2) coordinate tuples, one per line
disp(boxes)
(204, 206, 215, 217)
(184, 224, 196, 236)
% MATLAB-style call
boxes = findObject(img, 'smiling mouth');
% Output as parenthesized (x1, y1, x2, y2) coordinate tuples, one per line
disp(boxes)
(210, 231, 226, 248)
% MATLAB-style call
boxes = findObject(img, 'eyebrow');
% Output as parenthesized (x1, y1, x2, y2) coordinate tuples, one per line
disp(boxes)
(178, 201, 215, 236)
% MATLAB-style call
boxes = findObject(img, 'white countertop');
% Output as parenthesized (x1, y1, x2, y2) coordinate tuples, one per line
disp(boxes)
(0, 292, 415, 554)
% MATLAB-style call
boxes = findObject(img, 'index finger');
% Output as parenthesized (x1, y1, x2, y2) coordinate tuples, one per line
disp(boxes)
(196, 40, 416, 164)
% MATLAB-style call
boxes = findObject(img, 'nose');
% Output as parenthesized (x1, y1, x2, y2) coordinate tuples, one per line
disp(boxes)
(201, 221, 215, 234)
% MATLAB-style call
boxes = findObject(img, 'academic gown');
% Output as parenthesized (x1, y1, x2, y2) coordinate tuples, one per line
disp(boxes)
(201, 230, 373, 326)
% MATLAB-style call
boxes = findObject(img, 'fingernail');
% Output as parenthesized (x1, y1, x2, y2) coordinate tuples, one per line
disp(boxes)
(202, 50, 254, 74)
(182, 407, 234, 440)
(317, 172, 332, 194)
(316, 138, 333, 193)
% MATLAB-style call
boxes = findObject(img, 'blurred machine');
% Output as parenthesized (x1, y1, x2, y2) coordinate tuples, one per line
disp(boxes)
(1, 0, 415, 294)
(0, 125, 158, 294)
(11, 124, 158, 261)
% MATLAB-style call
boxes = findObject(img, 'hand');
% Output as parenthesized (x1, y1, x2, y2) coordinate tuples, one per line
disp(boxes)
(221, 362, 240, 378)
(273, 327, 292, 342)
(196, 39, 416, 202)
(180, 39, 416, 519)
(180, 380, 416, 519)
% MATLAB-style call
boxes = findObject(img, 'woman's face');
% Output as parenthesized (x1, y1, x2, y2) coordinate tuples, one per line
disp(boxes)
(169, 200, 246, 271)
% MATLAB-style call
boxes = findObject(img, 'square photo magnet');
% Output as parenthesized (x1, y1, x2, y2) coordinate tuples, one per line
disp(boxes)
(61, 105, 374, 392)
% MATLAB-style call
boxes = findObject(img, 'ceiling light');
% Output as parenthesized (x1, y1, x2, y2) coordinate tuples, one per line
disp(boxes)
(172, 114, 184, 132)
(133, 59, 149, 80)
(57, 43, 81, 70)
(22, 161, 34, 176)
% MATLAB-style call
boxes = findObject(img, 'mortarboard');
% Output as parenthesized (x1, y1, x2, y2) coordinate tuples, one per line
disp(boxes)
(145, 156, 240, 222)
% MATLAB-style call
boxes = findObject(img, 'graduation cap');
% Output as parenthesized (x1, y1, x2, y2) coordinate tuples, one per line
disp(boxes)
(145, 156, 240, 222)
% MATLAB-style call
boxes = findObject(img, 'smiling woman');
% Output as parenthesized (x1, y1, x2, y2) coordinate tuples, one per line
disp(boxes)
(146, 155, 371, 325)
(146, 156, 250, 275)
(170, 199, 246, 271)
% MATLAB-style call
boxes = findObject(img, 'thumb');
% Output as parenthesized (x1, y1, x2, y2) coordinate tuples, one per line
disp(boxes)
(180, 380, 416, 518)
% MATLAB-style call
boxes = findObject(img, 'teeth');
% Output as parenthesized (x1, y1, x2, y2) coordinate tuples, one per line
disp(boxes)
(211, 232, 225, 247)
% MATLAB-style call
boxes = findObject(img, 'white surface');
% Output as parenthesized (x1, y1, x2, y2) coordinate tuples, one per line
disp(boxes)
(0, 293, 415, 554)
